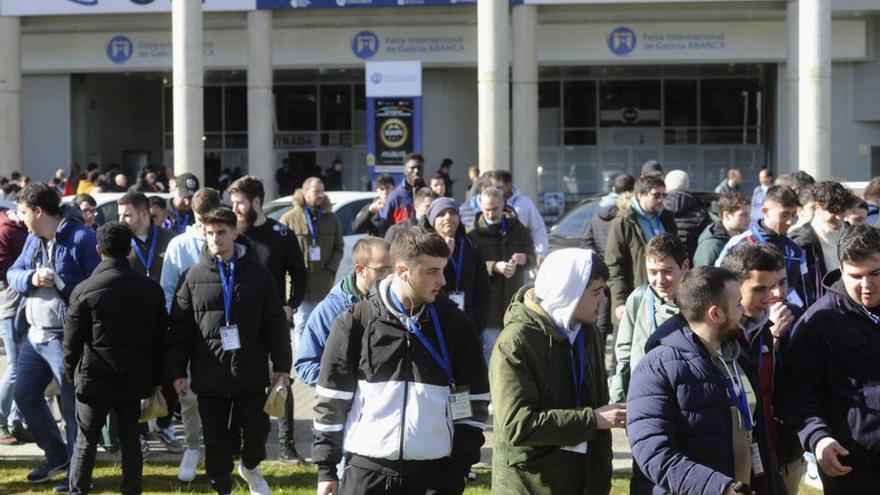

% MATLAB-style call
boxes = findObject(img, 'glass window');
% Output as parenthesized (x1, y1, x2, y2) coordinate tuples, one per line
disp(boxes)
(321, 85, 352, 131)
(599, 80, 661, 127)
(700, 79, 762, 127)
(224, 86, 247, 132)
(336, 198, 374, 236)
(664, 80, 697, 127)
(354, 84, 366, 133)
(563, 130, 597, 146)
(275, 85, 318, 131)
(163, 87, 172, 132)
(204, 86, 222, 132)
(563, 81, 597, 128)
(539, 81, 561, 130)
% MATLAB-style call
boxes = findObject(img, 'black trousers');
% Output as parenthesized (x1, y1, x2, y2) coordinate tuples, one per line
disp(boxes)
(278, 384, 295, 447)
(819, 462, 880, 494)
(340, 455, 462, 495)
(198, 391, 269, 495)
(69, 399, 142, 495)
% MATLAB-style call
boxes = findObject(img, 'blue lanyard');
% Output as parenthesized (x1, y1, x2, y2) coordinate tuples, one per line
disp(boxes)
(217, 256, 236, 325)
(305, 207, 320, 245)
(649, 217, 662, 237)
(131, 226, 158, 277)
(389, 289, 455, 386)
(554, 325, 587, 408)
(448, 238, 465, 291)
(723, 362, 753, 433)
(859, 306, 880, 326)
(175, 211, 190, 235)
(648, 290, 659, 333)
(499, 217, 508, 237)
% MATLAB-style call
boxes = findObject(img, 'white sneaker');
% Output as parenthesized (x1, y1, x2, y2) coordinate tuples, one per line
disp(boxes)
(178, 448, 200, 482)
(238, 463, 271, 495)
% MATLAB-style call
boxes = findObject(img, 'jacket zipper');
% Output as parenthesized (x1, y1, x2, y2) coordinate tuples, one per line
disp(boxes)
(398, 331, 412, 462)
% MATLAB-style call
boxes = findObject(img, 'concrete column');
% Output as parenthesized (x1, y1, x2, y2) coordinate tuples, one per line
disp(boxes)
(477, 0, 510, 172)
(247, 10, 275, 199)
(512, 5, 538, 200)
(798, 0, 831, 180)
(786, 1, 798, 173)
(0, 17, 22, 177)
(172, 0, 204, 179)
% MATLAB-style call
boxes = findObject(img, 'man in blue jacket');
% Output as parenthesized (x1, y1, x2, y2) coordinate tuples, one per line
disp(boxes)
(8, 183, 100, 491)
(628, 266, 784, 495)
(778, 224, 880, 493)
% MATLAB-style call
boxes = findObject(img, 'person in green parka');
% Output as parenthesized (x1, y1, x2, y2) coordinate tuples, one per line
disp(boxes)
(490, 248, 627, 495)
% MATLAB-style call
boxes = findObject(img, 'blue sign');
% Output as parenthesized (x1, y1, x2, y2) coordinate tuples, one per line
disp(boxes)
(370, 72, 383, 85)
(67, 0, 98, 5)
(258, 0, 474, 8)
(608, 27, 637, 56)
(352, 31, 380, 60)
(106, 35, 134, 64)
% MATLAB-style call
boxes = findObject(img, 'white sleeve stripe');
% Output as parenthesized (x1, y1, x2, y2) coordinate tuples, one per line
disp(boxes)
(316, 385, 354, 400)
(454, 420, 487, 430)
(469, 393, 491, 401)
(313, 420, 344, 432)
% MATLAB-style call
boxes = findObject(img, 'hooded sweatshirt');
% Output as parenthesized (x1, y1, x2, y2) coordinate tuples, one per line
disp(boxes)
(507, 187, 549, 258)
(159, 223, 206, 312)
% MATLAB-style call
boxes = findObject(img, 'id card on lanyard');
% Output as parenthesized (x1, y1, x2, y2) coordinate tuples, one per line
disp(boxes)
(724, 361, 764, 476)
(448, 238, 466, 310)
(305, 207, 321, 262)
(217, 256, 240, 351)
(131, 226, 158, 278)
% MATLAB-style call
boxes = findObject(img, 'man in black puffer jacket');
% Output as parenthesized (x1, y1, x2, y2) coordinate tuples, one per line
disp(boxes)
(63, 223, 168, 495)
(663, 170, 710, 263)
(168, 207, 291, 495)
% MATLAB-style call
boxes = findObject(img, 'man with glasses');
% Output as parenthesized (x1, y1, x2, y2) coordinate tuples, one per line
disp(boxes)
(378, 153, 426, 236)
(606, 175, 678, 324)
(294, 237, 390, 385)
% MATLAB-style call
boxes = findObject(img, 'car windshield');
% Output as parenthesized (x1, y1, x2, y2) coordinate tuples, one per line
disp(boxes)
(550, 201, 599, 238)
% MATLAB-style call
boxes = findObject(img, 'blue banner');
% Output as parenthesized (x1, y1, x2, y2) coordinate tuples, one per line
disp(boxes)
(257, 0, 473, 9)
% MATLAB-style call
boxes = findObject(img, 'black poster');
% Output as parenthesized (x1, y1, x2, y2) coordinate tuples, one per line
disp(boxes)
(374, 98, 415, 168)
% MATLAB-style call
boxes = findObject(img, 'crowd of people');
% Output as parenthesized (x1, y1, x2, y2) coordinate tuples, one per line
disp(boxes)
(1, 153, 880, 495)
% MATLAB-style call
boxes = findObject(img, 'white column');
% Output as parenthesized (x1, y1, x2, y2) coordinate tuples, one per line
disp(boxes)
(0, 17, 22, 177)
(798, 0, 831, 180)
(512, 5, 537, 200)
(786, 0, 798, 173)
(247, 10, 275, 199)
(172, 0, 204, 179)
(478, 0, 510, 172)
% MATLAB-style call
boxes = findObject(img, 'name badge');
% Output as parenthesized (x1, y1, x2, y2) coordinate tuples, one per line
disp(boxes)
(449, 291, 465, 310)
(220, 324, 241, 351)
(449, 385, 472, 420)
(308, 245, 322, 262)
(786, 289, 804, 308)
(750, 442, 765, 476)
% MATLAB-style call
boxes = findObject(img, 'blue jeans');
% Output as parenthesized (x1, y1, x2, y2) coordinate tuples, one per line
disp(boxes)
(0, 318, 22, 427)
(14, 336, 77, 467)
(481, 327, 502, 365)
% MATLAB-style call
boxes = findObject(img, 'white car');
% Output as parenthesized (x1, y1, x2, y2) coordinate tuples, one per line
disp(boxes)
(264, 191, 378, 285)
(62, 192, 173, 225)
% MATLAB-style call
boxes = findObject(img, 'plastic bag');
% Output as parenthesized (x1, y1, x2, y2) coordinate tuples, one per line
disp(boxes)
(263, 381, 288, 418)
(139, 387, 168, 424)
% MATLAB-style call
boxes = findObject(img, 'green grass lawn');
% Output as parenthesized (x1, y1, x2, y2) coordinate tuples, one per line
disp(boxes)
(0, 461, 821, 494)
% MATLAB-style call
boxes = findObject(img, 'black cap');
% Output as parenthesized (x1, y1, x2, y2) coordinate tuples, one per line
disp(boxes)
(641, 160, 664, 177)
(175, 173, 200, 198)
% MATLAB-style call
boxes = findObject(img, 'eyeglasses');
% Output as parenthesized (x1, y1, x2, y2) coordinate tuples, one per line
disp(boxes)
(650, 192, 667, 199)
(81, 208, 97, 215)
(364, 265, 392, 275)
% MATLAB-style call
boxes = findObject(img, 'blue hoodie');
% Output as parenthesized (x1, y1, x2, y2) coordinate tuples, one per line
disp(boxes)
(159, 223, 206, 312)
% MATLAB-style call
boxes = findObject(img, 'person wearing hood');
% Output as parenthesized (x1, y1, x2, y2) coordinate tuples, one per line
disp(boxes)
(663, 170, 710, 262)
(280, 177, 344, 342)
(627, 266, 785, 495)
(0, 208, 29, 445)
(168, 207, 291, 495)
(582, 173, 635, 257)
(468, 186, 535, 362)
(157, 187, 222, 482)
(720, 242, 805, 495)
(606, 175, 678, 324)
(610, 233, 687, 403)
(383, 187, 439, 245)
(312, 227, 488, 495)
(777, 224, 880, 493)
(427, 197, 491, 333)
(7, 183, 100, 491)
(716, 185, 811, 309)
(490, 248, 626, 495)
(790, 181, 853, 304)
(694, 193, 751, 267)
(487, 170, 549, 260)
(378, 153, 426, 236)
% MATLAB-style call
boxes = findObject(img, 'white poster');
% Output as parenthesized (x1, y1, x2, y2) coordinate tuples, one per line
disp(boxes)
(365, 61, 423, 98)
(1, 0, 256, 16)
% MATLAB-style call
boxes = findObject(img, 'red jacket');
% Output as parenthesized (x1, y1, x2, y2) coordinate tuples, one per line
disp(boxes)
(0, 210, 27, 283)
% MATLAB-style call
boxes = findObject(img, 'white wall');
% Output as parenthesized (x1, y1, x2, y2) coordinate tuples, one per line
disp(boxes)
(22, 74, 71, 182)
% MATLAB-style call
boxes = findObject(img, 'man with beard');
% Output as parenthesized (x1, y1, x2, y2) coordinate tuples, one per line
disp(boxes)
(627, 266, 784, 495)
(228, 176, 307, 463)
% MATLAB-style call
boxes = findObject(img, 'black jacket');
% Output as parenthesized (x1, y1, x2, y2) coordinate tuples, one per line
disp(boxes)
(353, 202, 382, 237)
(63, 258, 168, 402)
(581, 200, 618, 257)
(789, 223, 828, 304)
(128, 225, 175, 281)
(167, 240, 292, 397)
(442, 235, 491, 333)
(239, 218, 308, 309)
(664, 190, 710, 263)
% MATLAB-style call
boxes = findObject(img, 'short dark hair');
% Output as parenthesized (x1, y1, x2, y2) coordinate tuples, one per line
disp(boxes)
(760, 166, 773, 179)
(17, 183, 62, 216)
(118, 192, 149, 212)
(390, 226, 451, 267)
(414, 187, 439, 204)
(96, 222, 132, 259)
(430, 173, 445, 182)
(200, 207, 237, 229)
(191, 188, 222, 215)
(811, 181, 852, 214)
(636, 175, 665, 195)
(719, 192, 750, 215)
(792, 171, 816, 191)
(148, 196, 167, 210)
(404, 153, 425, 166)
(677, 266, 738, 324)
(764, 185, 800, 208)
(488, 170, 513, 185)
(838, 223, 880, 264)
(613, 174, 635, 194)
(797, 185, 815, 206)
(850, 197, 869, 212)
(228, 175, 265, 203)
(375, 174, 395, 189)
(74, 193, 97, 208)
(719, 243, 785, 282)
(645, 233, 688, 267)
(589, 251, 610, 285)
(864, 177, 880, 202)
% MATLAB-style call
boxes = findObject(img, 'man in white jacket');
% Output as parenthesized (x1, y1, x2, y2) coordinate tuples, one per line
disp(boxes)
(487, 170, 549, 261)
(158, 187, 222, 482)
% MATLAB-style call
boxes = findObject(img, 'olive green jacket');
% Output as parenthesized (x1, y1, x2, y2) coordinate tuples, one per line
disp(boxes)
(490, 285, 612, 495)
(279, 190, 343, 301)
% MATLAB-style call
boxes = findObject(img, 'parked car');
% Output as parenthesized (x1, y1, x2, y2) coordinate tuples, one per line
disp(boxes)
(263, 191, 378, 285)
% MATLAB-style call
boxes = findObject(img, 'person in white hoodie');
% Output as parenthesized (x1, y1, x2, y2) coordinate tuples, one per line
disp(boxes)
(158, 187, 222, 482)
(487, 170, 549, 261)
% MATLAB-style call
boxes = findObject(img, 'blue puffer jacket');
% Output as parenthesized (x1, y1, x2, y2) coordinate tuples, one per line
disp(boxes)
(628, 315, 784, 495)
